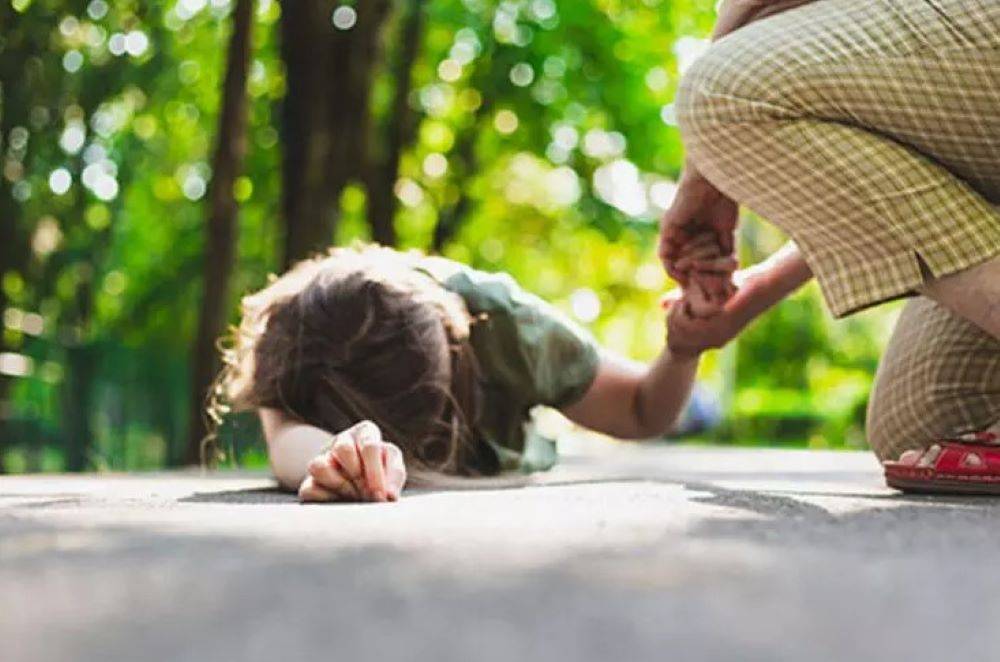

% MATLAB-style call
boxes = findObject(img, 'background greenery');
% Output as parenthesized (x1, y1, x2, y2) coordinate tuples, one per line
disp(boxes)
(0, 0, 898, 473)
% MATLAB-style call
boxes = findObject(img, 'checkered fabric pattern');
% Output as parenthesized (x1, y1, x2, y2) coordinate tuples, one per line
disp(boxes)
(676, 0, 1000, 318)
(866, 298, 1000, 461)
(675, 0, 1000, 456)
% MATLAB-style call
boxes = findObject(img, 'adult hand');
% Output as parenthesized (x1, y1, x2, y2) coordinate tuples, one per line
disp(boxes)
(298, 420, 407, 503)
(658, 164, 738, 287)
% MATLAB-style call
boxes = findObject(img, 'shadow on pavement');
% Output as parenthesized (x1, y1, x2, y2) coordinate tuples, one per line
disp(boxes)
(684, 481, 1000, 553)
(180, 487, 297, 505)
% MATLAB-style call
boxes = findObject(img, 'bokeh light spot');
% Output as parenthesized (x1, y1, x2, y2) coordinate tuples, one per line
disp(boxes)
(509, 62, 535, 87)
(62, 50, 84, 73)
(494, 109, 519, 135)
(48, 168, 72, 195)
(394, 178, 423, 207)
(570, 288, 601, 323)
(422, 153, 448, 178)
(438, 59, 462, 83)
(332, 5, 357, 30)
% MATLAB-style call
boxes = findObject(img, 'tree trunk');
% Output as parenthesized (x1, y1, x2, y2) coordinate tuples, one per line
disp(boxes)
(0, 3, 29, 471)
(63, 343, 95, 471)
(0, 185, 19, 474)
(184, 0, 254, 465)
(0, 254, 12, 474)
(365, 0, 426, 247)
(279, 0, 392, 268)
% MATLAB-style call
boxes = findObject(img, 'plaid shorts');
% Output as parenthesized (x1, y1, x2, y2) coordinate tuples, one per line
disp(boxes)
(677, 0, 1000, 317)
(675, 0, 1000, 455)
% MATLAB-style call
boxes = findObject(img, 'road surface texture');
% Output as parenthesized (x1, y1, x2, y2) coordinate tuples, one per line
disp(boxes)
(4, 440, 1000, 662)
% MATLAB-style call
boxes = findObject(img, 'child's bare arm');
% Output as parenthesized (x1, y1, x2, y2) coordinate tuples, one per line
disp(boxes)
(663, 241, 813, 355)
(260, 408, 336, 491)
(560, 345, 700, 440)
(260, 409, 406, 503)
(561, 243, 811, 439)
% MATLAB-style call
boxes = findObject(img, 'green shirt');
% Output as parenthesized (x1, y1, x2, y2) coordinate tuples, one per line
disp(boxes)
(418, 258, 601, 474)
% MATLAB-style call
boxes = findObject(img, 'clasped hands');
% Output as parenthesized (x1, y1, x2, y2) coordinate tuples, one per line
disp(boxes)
(659, 165, 759, 356)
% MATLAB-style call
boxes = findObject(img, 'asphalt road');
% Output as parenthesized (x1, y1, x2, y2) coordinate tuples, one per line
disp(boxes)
(4, 442, 1000, 662)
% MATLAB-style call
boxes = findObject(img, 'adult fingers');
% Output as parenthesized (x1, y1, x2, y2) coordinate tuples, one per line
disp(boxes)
(355, 421, 388, 502)
(715, 225, 736, 256)
(688, 256, 739, 274)
(673, 245, 725, 272)
(660, 200, 708, 279)
(659, 230, 691, 283)
(679, 232, 720, 253)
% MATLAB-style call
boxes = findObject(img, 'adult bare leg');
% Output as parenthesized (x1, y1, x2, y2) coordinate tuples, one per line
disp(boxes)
(921, 255, 1000, 341)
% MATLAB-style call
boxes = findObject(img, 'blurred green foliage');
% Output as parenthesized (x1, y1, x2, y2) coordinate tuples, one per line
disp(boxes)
(0, 0, 897, 472)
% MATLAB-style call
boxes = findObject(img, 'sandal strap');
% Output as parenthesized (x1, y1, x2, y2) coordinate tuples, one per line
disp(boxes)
(934, 441, 1000, 474)
(953, 430, 999, 445)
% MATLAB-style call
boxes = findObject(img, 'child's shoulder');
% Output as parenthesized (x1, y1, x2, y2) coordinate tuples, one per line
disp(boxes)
(416, 256, 526, 314)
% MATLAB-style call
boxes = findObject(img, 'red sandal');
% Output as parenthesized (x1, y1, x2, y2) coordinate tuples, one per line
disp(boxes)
(884, 431, 1000, 495)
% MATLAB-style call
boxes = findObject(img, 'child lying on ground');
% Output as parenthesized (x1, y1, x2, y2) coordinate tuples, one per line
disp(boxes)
(214, 244, 737, 503)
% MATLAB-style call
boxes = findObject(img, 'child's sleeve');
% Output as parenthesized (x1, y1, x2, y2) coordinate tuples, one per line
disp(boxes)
(441, 266, 601, 409)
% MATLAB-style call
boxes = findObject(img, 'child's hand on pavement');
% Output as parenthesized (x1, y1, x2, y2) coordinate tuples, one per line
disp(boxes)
(298, 421, 407, 504)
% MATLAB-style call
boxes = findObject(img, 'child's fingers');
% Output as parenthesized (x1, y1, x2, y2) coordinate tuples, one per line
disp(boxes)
(690, 271, 737, 307)
(383, 444, 407, 501)
(699, 274, 735, 300)
(355, 421, 388, 502)
(685, 283, 706, 309)
(332, 432, 363, 481)
(686, 284, 719, 318)
(689, 299, 725, 318)
(667, 298, 703, 336)
(688, 276, 733, 317)
(307, 452, 360, 500)
(298, 475, 338, 503)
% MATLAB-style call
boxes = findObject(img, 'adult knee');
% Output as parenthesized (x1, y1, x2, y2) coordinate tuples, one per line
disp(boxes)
(674, 30, 801, 170)
(673, 44, 737, 160)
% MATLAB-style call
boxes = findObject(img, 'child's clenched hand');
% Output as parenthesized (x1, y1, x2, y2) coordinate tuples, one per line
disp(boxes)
(298, 420, 407, 503)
